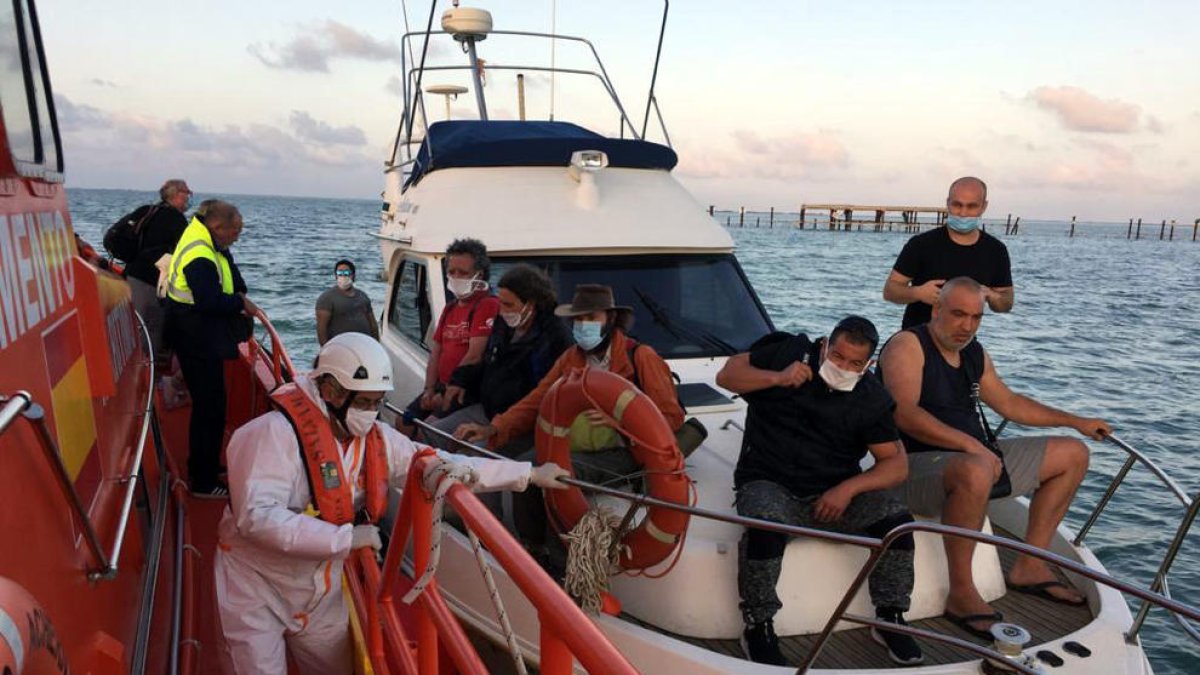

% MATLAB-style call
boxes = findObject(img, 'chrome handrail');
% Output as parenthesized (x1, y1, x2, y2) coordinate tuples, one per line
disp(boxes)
(1071, 432, 1198, 642)
(396, 28, 645, 163)
(397, 409, 1200, 668)
(0, 391, 33, 435)
(100, 309, 157, 581)
(17, 396, 109, 574)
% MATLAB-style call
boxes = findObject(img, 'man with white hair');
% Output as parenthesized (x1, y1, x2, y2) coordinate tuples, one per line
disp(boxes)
(214, 333, 568, 674)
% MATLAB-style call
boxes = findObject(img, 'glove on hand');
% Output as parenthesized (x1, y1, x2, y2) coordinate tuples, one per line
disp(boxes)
(351, 524, 382, 551)
(530, 463, 570, 490)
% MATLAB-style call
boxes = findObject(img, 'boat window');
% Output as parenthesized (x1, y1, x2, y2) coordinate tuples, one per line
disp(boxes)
(18, 0, 58, 171)
(388, 259, 433, 349)
(493, 253, 774, 359)
(0, 2, 37, 165)
(0, 0, 60, 173)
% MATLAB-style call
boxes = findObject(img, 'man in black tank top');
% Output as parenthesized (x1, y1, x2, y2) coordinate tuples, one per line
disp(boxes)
(878, 277, 1111, 639)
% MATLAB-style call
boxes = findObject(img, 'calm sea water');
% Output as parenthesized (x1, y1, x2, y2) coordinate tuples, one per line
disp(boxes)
(69, 189, 1199, 673)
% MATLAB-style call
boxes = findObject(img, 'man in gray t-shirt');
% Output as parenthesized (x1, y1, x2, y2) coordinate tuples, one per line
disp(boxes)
(316, 259, 379, 345)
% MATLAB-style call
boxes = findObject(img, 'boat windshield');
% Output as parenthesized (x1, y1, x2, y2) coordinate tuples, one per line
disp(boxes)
(492, 253, 773, 359)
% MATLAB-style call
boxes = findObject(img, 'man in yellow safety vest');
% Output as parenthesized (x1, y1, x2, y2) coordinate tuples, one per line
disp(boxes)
(164, 200, 258, 497)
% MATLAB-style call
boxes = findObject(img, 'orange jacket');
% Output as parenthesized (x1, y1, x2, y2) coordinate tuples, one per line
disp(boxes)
(491, 330, 684, 447)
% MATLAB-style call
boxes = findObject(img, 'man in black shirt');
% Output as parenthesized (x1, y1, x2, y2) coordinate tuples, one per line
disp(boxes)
(117, 179, 192, 361)
(717, 317, 922, 666)
(883, 177, 1013, 328)
(879, 277, 1110, 639)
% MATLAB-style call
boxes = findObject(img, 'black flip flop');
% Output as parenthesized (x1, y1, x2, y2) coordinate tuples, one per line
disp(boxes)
(944, 610, 1003, 640)
(1007, 580, 1087, 607)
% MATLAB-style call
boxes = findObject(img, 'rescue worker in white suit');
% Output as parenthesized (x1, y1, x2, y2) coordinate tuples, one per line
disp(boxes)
(214, 332, 569, 674)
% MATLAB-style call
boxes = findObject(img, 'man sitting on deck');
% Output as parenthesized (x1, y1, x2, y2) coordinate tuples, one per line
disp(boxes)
(878, 277, 1111, 640)
(716, 316, 923, 666)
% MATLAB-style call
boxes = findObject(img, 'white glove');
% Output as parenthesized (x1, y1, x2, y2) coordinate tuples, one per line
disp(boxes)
(530, 463, 569, 490)
(350, 524, 382, 551)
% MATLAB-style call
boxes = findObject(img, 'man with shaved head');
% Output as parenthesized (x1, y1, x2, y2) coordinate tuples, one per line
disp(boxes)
(878, 277, 1110, 640)
(883, 177, 1014, 329)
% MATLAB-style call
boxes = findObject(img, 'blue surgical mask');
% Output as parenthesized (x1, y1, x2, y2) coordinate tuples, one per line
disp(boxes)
(573, 320, 605, 351)
(946, 214, 981, 233)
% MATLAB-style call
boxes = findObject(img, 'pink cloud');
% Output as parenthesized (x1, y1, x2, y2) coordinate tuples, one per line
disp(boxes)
(1028, 86, 1142, 133)
(677, 130, 849, 181)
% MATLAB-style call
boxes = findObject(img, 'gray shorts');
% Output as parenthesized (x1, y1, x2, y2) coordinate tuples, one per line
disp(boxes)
(900, 436, 1049, 517)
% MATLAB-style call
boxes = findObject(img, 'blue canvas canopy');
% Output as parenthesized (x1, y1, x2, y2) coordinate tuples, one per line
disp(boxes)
(405, 121, 678, 187)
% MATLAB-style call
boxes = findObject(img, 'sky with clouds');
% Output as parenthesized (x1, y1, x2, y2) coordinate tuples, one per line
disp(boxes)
(40, 0, 1200, 221)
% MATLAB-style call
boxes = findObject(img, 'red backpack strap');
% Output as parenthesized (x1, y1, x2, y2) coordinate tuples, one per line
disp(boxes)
(270, 383, 356, 525)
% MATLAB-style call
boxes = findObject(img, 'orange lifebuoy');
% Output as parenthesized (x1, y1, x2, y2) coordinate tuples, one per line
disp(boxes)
(535, 367, 691, 570)
(0, 576, 70, 674)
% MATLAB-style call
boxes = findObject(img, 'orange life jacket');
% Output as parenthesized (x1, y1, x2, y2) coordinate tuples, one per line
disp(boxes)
(270, 383, 389, 525)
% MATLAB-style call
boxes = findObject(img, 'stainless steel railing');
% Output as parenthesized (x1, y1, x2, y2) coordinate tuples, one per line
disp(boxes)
(393, 407, 1200, 671)
(1072, 432, 1199, 643)
(0, 309, 157, 581)
(100, 309, 157, 581)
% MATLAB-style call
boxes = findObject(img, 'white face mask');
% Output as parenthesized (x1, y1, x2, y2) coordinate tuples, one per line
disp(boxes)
(818, 340, 870, 392)
(500, 304, 530, 328)
(336, 276, 353, 290)
(818, 359, 864, 392)
(345, 407, 379, 437)
(447, 276, 483, 299)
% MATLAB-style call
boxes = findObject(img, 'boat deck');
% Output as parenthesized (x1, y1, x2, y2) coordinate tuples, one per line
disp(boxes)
(623, 530, 1094, 669)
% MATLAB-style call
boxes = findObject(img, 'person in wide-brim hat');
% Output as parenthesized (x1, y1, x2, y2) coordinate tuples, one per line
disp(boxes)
(553, 283, 633, 318)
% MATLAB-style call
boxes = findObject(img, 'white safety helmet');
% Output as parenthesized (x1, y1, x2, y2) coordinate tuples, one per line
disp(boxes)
(312, 333, 394, 392)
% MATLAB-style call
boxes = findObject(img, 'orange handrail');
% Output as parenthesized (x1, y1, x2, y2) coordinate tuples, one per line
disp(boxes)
(343, 450, 639, 675)
(248, 309, 298, 387)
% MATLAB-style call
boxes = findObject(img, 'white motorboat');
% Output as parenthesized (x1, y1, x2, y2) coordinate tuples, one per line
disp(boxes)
(375, 4, 1199, 673)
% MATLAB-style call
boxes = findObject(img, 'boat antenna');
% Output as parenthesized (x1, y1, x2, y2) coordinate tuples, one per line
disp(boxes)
(641, 0, 669, 140)
(549, 0, 556, 121)
(405, 0, 441, 146)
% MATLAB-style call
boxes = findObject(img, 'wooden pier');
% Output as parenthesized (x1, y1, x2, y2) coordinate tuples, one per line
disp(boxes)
(707, 204, 1194, 240)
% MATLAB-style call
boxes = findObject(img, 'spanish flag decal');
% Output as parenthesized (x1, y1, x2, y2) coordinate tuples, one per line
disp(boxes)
(41, 310, 101, 505)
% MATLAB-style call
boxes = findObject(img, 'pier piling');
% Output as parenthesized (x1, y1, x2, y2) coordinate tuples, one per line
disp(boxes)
(739, 206, 745, 228)
(1069, 216, 1076, 238)
(1128, 219, 1133, 239)
(1005, 214, 1012, 235)
(799, 207, 806, 229)
(1170, 220, 1175, 241)
(1160, 220, 1166, 240)
(708, 205, 714, 216)
(1194, 219, 1199, 242)
(769, 207, 774, 228)
(1136, 218, 1142, 239)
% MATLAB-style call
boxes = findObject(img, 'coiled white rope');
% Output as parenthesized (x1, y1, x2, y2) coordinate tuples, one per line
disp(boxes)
(563, 506, 622, 615)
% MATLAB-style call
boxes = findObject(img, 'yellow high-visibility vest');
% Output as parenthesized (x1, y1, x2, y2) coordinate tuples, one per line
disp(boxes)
(166, 217, 234, 304)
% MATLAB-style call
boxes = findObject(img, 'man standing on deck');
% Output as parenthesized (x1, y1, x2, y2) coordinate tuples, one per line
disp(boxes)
(215, 333, 568, 675)
(716, 316, 923, 666)
(163, 200, 257, 497)
(105, 178, 192, 362)
(882, 177, 1014, 329)
(878, 277, 1110, 640)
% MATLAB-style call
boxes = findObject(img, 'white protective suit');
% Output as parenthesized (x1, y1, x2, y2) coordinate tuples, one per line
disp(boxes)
(214, 374, 533, 675)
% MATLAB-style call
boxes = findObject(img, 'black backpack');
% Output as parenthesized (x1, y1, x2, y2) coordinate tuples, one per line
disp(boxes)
(103, 203, 161, 263)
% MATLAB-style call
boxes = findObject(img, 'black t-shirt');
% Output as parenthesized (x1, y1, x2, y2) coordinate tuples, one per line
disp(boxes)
(892, 227, 1012, 328)
(733, 332, 900, 497)
(124, 203, 189, 286)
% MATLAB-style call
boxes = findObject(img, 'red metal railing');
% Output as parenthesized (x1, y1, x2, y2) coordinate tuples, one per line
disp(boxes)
(344, 449, 639, 675)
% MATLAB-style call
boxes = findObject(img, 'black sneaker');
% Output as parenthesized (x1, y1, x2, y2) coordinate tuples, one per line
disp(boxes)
(741, 620, 787, 666)
(190, 480, 230, 500)
(871, 608, 924, 666)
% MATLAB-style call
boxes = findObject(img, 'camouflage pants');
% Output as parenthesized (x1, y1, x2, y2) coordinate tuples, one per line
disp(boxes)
(736, 480, 915, 625)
